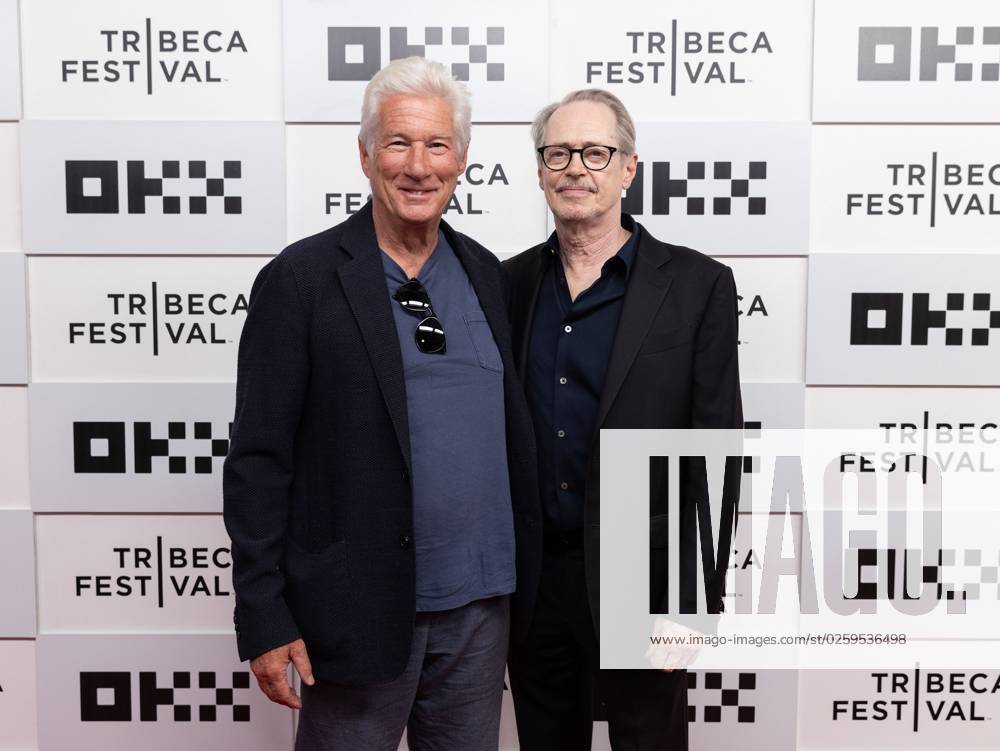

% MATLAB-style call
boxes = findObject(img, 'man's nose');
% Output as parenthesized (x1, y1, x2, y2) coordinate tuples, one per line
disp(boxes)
(564, 151, 588, 176)
(404, 143, 432, 179)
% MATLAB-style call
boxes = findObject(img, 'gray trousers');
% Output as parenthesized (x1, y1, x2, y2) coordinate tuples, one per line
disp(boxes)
(295, 595, 509, 751)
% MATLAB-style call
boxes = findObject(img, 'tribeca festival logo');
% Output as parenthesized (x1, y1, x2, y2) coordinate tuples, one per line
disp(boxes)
(61, 22, 248, 95)
(326, 161, 510, 217)
(328, 26, 504, 82)
(65, 159, 242, 215)
(858, 26, 1000, 83)
(68, 284, 248, 353)
(845, 156, 1000, 227)
(623, 160, 767, 216)
(736, 291, 769, 348)
(74, 536, 231, 604)
(585, 24, 773, 95)
(870, 410, 999, 485)
(80, 670, 250, 722)
(726, 522, 764, 608)
(833, 670, 1000, 726)
(850, 292, 1000, 347)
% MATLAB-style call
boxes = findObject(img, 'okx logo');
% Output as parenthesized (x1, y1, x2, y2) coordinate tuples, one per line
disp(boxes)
(80, 670, 250, 722)
(61, 22, 248, 95)
(850, 292, 1000, 346)
(833, 669, 1000, 726)
(65, 159, 242, 215)
(74, 421, 231, 475)
(858, 27, 1000, 82)
(839, 547, 1000, 606)
(623, 160, 767, 216)
(328, 26, 504, 82)
(688, 672, 757, 723)
(585, 25, 773, 95)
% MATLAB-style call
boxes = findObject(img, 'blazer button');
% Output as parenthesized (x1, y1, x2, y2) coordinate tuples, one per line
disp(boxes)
(399, 534, 411, 550)
(402, 467, 410, 482)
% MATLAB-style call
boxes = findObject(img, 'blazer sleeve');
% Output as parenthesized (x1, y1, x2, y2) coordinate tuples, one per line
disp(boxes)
(672, 265, 744, 619)
(691, 266, 743, 431)
(223, 254, 309, 661)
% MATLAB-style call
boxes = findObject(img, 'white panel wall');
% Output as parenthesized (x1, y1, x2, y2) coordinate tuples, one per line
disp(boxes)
(5, 0, 1000, 749)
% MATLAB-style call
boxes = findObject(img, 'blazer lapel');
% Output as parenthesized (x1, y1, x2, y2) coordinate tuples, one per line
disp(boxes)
(512, 248, 547, 375)
(595, 226, 674, 429)
(336, 204, 412, 472)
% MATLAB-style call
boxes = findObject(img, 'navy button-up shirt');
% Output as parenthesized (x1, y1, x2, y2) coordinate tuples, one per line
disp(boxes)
(526, 221, 638, 532)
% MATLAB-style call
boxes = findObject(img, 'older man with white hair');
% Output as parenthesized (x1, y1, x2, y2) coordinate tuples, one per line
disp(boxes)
(223, 57, 541, 750)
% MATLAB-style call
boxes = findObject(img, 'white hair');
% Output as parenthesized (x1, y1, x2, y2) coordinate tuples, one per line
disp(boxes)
(359, 57, 472, 155)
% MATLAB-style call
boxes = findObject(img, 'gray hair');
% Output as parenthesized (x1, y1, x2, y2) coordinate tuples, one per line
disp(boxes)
(530, 89, 636, 157)
(359, 57, 472, 155)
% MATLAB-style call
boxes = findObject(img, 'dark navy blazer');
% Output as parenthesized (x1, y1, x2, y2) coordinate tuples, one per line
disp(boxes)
(504, 215, 743, 633)
(223, 203, 541, 686)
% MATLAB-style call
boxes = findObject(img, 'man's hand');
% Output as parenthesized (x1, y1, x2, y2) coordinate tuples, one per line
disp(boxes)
(645, 617, 703, 672)
(250, 638, 315, 709)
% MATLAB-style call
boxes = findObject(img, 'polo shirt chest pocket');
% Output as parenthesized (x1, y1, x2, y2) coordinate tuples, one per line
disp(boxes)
(463, 312, 503, 373)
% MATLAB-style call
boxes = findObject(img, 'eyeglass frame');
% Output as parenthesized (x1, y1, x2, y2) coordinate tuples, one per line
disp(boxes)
(536, 144, 619, 171)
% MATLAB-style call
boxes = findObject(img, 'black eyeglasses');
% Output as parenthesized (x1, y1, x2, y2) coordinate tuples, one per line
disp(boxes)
(392, 278, 446, 355)
(537, 144, 619, 171)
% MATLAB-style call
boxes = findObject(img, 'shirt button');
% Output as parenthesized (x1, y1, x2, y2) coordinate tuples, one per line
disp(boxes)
(564, 325, 572, 333)
(557, 430, 565, 438)
(559, 377, 567, 385)
(560, 482, 569, 490)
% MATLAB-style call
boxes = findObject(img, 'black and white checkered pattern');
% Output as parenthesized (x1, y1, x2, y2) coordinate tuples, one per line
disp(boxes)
(688, 671, 757, 723)
(661, 161, 767, 215)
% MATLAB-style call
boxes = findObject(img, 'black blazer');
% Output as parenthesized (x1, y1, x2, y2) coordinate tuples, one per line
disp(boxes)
(503, 215, 742, 634)
(223, 203, 541, 686)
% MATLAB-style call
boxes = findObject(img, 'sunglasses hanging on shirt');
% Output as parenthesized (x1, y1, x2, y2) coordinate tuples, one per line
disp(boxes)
(392, 278, 447, 355)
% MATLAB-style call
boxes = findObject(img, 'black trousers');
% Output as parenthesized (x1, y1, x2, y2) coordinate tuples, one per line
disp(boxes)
(509, 543, 689, 751)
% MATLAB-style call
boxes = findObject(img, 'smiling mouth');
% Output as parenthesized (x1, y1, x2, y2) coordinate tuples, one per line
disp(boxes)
(401, 187, 437, 197)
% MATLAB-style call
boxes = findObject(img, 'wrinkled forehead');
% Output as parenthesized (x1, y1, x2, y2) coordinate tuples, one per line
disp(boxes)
(544, 100, 618, 146)
(377, 94, 457, 139)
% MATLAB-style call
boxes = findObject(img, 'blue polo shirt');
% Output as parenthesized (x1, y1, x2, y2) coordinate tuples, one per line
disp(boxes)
(381, 232, 516, 612)
(526, 220, 638, 532)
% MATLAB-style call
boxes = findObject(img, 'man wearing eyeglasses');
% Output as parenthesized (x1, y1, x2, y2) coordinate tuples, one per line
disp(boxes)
(223, 56, 540, 750)
(503, 89, 742, 750)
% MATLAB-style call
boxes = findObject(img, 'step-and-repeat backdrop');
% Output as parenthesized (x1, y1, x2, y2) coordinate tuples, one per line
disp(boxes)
(2, 1, 999, 749)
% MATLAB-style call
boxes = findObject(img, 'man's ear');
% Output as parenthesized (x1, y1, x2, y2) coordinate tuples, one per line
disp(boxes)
(622, 151, 639, 190)
(358, 138, 371, 179)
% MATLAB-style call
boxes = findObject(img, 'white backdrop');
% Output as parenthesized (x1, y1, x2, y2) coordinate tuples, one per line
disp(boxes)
(2, 1, 1000, 749)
